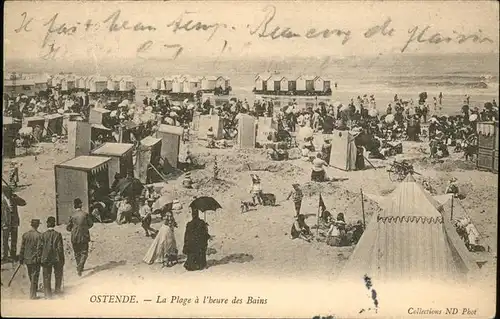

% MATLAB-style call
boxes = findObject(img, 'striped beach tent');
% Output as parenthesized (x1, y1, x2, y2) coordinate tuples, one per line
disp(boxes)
(341, 175, 478, 283)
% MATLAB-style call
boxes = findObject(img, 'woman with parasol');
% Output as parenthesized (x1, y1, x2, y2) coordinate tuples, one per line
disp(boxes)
(183, 208, 211, 271)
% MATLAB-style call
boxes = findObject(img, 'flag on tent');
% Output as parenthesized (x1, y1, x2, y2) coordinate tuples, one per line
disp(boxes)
(319, 194, 326, 213)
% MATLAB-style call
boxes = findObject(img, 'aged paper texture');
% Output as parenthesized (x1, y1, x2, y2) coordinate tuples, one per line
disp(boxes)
(2, 1, 498, 318)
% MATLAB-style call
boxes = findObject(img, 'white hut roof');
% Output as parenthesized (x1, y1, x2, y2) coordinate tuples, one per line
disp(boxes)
(57, 155, 112, 171)
(4, 79, 35, 86)
(93, 76, 108, 82)
(256, 73, 272, 81)
(158, 124, 184, 135)
(140, 136, 162, 147)
(92, 142, 134, 156)
(203, 76, 218, 81)
(298, 75, 317, 80)
(271, 75, 286, 81)
(92, 107, 111, 114)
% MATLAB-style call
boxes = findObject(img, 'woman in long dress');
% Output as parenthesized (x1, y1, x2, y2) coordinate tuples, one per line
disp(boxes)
(143, 211, 178, 267)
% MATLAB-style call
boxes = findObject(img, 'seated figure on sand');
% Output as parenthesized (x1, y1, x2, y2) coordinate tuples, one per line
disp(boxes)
(290, 214, 313, 242)
(311, 153, 329, 182)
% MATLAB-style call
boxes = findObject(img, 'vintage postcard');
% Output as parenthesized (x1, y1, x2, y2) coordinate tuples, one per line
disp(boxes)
(2, 1, 498, 318)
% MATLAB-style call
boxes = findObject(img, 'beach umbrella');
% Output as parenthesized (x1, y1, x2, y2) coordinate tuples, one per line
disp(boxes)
(152, 194, 174, 212)
(368, 108, 378, 117)
(189, 196, 222, 221)
(385, 114, 395, 124)
(332, 101, 342, 108)
(469, 114, 478, 122)
(297, 126, 314, 141)
(115, 177, 144, 198)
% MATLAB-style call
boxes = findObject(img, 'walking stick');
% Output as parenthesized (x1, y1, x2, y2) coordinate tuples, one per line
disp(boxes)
(8, 263, 22, 287)
(360, 188, 366, 230)
(363, 155, 377, 170)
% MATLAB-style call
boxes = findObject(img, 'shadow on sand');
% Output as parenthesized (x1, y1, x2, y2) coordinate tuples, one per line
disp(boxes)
(207, 253, 254, 268)
(84, 260, 127, 278)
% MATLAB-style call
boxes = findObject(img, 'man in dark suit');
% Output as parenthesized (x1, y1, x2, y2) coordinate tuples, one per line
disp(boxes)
(66, 198, 93, 276)
(2, 185, 26, 262)
(40, 216, 65, 298)
(19, 219, 42, 299)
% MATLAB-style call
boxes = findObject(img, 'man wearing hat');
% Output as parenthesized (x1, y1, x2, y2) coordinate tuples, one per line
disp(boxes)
(138, 197, 156, 237)
(2, 185, 26, 262)
(66, 198, 94, 276)
(40, 216, 65, 298)
(19, 219, 42, 299)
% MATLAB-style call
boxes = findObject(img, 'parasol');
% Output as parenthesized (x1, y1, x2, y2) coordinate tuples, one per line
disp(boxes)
(189, 196, 222, 213)
(152, 194, 174, 212)
(115, 177, 144, 198)
(385, 114, 395, 124)
(469, 114, 478, 122)
(19, 127, 33, 136)
(368, 108, 378, 117)
(297, 126, 314, 141)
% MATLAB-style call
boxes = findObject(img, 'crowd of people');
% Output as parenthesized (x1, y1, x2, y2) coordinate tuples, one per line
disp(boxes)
(3, 81, 498, 301)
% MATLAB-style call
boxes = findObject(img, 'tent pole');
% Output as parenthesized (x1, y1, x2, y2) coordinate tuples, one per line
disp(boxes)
(450, 195, 454, 221)
(317, 193, 321, 237)
(360, 188, 366, 229)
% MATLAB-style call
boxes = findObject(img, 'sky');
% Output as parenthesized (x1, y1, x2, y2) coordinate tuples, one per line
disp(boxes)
(3, 1, 499, 63)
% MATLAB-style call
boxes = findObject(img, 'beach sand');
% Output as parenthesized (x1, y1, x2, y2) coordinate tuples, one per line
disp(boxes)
(1, 134, 497, 309)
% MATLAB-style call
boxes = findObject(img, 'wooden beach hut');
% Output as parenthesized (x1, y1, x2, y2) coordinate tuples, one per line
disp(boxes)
(3, 117, 21, 158)
(215, 76, 229, 90)
(255, 73, 272, 91)
(107, 77, 120, 91)
(314, 76, 324, 93)
(183, 77, 201, 93)
(89, 76, 108, 93)
(296, 75, 316, 92)
(270, 75, 284, 92)
(135, 136, 163, 184)
(89, 107, 111, 125)
(328, 130, 358, 170)
(172, 77, 183, 93)
(67, 121, 92, 157)
(34, 78, 48, 94)
(55, 156, 112, 224)
(24, 116, 46, 139)
(156, 124, 183, 171)
(62, 113, 82, 134)
(119, 76, 135, 91)
(237, 114, 257, 148)
(44, 113, 64, 136)
(279, 76, 289, 92)
(3, 80, 36, 97)
(198, 114, 224, 139)
(152, 78, 163, 91)
(92, 142, 134, 183)
(201, 76, 218, 91)
(163, 77, 173, 92)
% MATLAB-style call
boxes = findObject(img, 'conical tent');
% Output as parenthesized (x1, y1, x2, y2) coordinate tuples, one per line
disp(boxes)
(342, 175, 477, 283)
